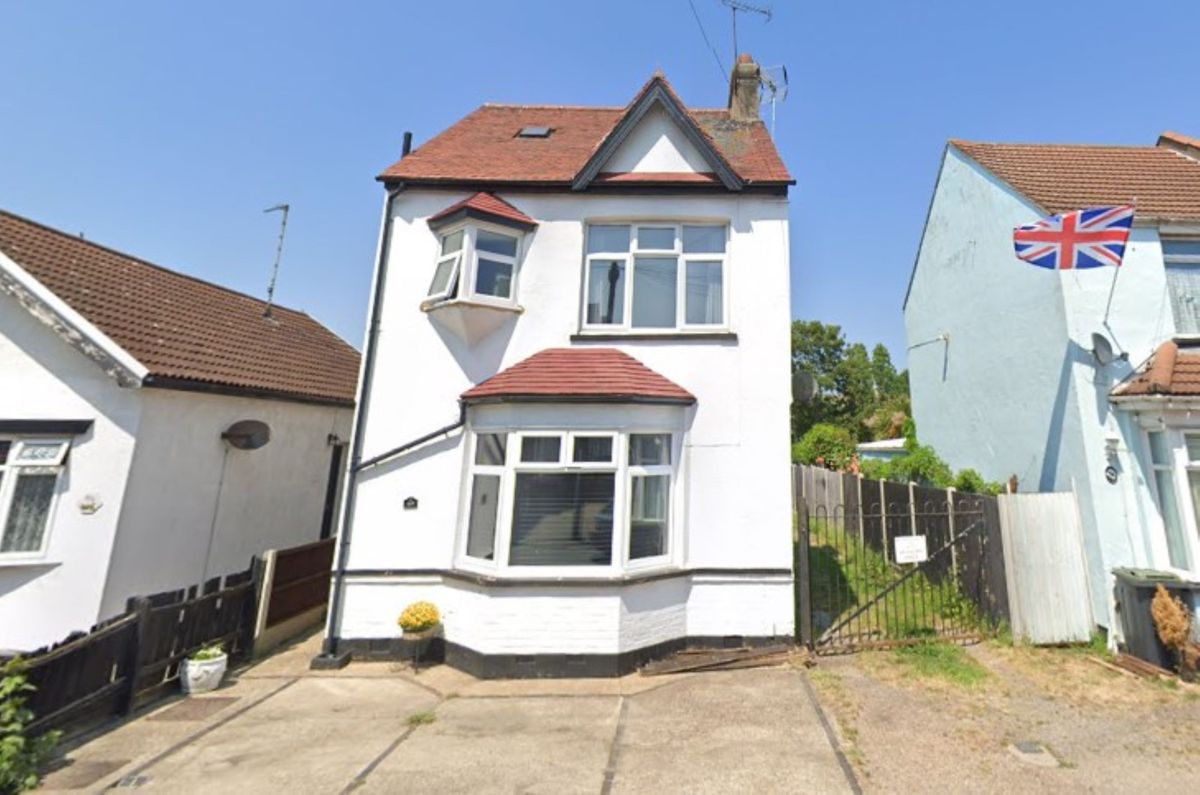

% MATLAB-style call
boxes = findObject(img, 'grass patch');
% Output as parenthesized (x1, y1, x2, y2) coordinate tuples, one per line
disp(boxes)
(407, 710, 437, 726)
(893, 642, 990, 686)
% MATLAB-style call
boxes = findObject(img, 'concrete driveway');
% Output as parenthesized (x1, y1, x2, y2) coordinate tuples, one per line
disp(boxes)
(39, 635, 857, 794)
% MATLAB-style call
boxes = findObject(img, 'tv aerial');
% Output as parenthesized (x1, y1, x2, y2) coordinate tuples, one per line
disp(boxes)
(263, 203, 290, 319)
(721, 0, 772, 65)
(760, 64, 788, 137)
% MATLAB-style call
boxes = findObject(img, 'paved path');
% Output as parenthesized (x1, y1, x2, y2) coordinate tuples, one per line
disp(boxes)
(40, 635, 856, 794)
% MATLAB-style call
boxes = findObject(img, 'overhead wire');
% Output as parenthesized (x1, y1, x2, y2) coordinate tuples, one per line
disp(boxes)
(687, 0, 728, 83)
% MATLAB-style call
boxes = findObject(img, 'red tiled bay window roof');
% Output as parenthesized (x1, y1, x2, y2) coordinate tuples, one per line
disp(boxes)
(461, 348, 695, 405)
(1113, 340, 1200, 398)
(427, 192, 537, 231)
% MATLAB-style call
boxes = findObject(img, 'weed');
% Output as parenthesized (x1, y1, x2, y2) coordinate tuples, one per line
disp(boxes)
(893, 641, 990, 686)
(407, 710, 437, 726)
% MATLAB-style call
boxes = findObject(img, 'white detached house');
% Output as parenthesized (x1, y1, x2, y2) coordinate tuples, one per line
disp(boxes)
(318, 56, 796, 676)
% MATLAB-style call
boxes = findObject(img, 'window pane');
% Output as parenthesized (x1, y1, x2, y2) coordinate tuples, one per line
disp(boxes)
(685, 260, 724, 324)
(586, 260, 626, 325)
(14, 442, 66, 464)
(1187, 436, 1200, 464)
(428, 256, 458, 297)
(629, 434, 671, 466)
(682, 225, 725, 254)
(466, 474, 500, 560)
(632, 257, 677, 328)
(1148, 432, 1171, 466)
(573, 436, 613, 463)
(1165, 264, 1200, 335)
(587, 225, 630, 254)
(475, 433, 506, 466)
(637, 226, 675, 250)
(1163, 240, 1200, 259)
(630, 474, 669, 560)
(441, 230, 464, 255)
(1156, 470, 1190, 570)
(510, 473, 614, 565)
(1, 473, 56, 553)
(0, 441, 9, 464)
(475, 258, 514, 298)
(477, 229, 518, 257)
(520, 436, 561, 463)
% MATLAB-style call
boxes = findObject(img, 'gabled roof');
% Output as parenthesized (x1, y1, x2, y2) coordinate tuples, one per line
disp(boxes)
(951, 135, 1200, 222)
(461, 348, 695, 405)
(378, 74, 791, 190)
(1112, 340, 1200, 398)
(427, 192, 537, 231)
(0, 209, 360, 406)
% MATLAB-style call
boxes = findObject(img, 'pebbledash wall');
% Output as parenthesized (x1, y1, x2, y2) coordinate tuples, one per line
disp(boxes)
(333, 188, 794, 668)
(0, 282, 353, 651)
(905, 145, 1179, 627)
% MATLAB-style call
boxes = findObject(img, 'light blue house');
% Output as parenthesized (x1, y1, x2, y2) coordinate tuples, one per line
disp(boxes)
(904, 132, 1200, 633)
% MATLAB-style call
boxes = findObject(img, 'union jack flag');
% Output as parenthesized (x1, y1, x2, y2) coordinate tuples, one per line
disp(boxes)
(1013, 205, 1133, 270)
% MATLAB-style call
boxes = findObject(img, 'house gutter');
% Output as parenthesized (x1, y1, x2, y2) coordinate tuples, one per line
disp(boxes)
(314, 135, 413, 667)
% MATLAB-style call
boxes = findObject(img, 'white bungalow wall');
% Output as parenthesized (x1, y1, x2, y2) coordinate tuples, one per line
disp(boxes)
(0, 290, 141, 651)
(906, 146, 1180, 623)
(338, 187, 793, 649)
(602, 105, 712, 174)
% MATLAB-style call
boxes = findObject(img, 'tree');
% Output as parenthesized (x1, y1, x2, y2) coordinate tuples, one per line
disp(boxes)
(794, 424, 857, 469)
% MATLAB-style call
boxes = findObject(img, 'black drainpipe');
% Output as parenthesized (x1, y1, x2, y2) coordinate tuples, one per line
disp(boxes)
(313, 134, 412, 668)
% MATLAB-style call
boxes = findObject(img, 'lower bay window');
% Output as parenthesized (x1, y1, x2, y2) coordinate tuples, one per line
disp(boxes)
(461, 430, 675, 573)
(0, 438, 69, 557)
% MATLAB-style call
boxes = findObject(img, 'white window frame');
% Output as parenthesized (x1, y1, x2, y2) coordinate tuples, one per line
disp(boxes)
(456, 429, 680, 578)
(0, 437, 69, 560)
(425, 221, 525, 309)
(581, 222, 729, 333)
(1162, 238, 1200, 338)
(624, 433, 674, 571)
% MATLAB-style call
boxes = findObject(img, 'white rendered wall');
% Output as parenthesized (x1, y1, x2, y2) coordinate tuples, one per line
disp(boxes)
(100, 389, 352, 618)
(905, 146, 1181, 623)
(0, 292, 141, 651)
(338, 185, 794, 649)
(603, 106, 711, 174)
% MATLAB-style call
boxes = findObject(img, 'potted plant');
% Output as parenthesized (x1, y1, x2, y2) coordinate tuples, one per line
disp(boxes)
(181, 643, 227, 694)
(398, 601, 441, 671)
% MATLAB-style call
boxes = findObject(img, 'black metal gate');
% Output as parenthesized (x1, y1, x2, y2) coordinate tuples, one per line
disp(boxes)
(794, 473, 1009, 654)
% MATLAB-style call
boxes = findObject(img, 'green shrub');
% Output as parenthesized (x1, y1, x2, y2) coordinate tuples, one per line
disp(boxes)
(1, 658, 60, 794)
(859, 459, 890, 481)
(795, 424, 857, 469)
(953, 468, 1004, 495)
(887, 444, 953, 487)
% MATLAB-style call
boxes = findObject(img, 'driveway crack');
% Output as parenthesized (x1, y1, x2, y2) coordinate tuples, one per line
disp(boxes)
(599, 696, 629, 795)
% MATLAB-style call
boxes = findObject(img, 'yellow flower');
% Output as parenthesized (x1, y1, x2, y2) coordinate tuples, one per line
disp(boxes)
(398, 601, 440, 632)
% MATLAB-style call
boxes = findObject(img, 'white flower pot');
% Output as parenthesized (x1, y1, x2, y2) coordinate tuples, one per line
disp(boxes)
(181, 653, 228, 694)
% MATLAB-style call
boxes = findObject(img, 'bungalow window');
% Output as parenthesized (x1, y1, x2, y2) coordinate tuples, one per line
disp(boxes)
(1163, 240, 1200, 335)
(461, 431, 675, 571)
(0, 438, 69, 556)
(426, 225, 522, 305)
(583, 223, 727, 331)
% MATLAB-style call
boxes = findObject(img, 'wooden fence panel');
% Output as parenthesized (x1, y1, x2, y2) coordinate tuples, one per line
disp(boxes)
(265, 537, 335, 627)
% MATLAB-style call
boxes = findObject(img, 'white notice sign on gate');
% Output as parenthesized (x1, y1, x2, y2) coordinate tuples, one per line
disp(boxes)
(894, 534, 928, 564)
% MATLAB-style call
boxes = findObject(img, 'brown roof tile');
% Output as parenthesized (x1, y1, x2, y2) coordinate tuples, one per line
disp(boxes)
(427, 192, 537, 229)
(380, 75, 790, 188)
(1113, 340, 1200, 397)
(952, 137, 1200, 222)
(461, 348, 695, 404)
(0, 209, 360, 405)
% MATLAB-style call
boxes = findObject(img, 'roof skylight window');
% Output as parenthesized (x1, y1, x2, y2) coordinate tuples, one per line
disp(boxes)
(517, 126, 552, 138)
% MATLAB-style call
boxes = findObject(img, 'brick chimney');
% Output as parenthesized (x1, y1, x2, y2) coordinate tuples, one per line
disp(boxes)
(728, 53, 761, 122)
(1158, 131, 1200, 161)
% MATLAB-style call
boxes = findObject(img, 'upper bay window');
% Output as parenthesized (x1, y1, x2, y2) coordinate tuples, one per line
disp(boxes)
(461, 430, 675, 574)
(1163, 240, 1200, 335)
(425, 224, 522, 307)
(0, 438, 69, 558)
(583, 223, 728, 332)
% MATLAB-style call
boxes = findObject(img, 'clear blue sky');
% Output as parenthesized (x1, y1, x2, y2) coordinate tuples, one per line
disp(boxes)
(4, 1, 1199, 365)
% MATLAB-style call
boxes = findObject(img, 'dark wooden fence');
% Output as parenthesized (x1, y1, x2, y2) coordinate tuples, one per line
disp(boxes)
(264, 537, 335, 628)
(18, 561, 262, 736)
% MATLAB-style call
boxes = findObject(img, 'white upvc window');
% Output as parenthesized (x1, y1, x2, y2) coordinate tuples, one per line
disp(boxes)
(459, 430, 677, 575)
(582, 223, 728, 332)
(1163, 239, 1200, 335)
(0, 438, 69, 558)
(425, 223, 523, 307)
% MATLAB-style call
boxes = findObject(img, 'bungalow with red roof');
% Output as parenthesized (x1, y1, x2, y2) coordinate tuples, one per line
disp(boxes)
(0, 209, 359, 652)
(904, 132, 1200, 637)
(317, 56, 795, 676)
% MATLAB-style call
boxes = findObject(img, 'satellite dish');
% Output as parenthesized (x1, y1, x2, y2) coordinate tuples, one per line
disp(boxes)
(792, 371, 818, 403)
(1090, 332, 1127, 367)
(221, 420, 271, 450)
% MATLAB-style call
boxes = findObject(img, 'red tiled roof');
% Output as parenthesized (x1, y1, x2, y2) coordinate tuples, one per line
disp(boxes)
(0, 209, 360, 405)
(379, 75, 791, 188)
(1113, 340, 1200, 398)
(461, 348, 695, 404)
(427, 192, 536, 229)
(951, 136, 1200, 222)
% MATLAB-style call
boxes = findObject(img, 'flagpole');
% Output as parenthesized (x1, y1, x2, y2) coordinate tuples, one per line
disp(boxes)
(1102, 197, 1136, 328)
